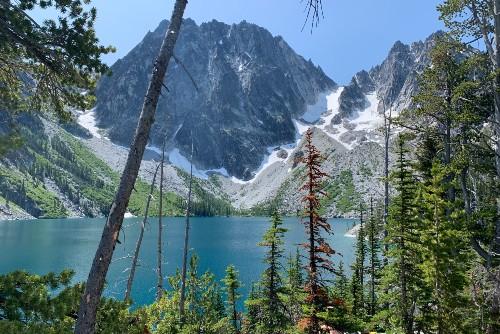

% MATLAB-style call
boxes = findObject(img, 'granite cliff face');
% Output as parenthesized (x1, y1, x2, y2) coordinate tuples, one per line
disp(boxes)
(94, 18, 335, 180)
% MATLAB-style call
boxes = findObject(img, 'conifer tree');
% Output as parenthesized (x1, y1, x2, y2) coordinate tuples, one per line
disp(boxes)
(367, 198, 382, 318)
(351, 204, 367, 317)
(256, 210, 288, 333)
(379, 134, 423, 334)
(284, 248, 304, 325)
(416, 163, 471, 333)
(298, 128, 335, 334)
(242, 284, 261, 334)
(325, 261, 362, 333)
(244, 211, 289, 333)
(223, 265, 241, 333)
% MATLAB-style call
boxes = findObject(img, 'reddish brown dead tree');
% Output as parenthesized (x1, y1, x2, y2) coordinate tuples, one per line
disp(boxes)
(299, 128, 335, 334)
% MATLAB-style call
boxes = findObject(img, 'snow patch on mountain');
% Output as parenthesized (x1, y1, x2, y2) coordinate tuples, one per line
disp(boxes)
(292, 87, 388, 150)
(145, 146, 229, 180)
(77, 110, 101, 138)
(231, 141, 298, 184)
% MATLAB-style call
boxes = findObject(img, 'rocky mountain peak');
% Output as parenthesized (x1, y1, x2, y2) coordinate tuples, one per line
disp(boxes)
(94, 18, 335, 180)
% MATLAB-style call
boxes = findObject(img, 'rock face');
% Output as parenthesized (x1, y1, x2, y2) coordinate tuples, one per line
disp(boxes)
(94, 18, 335, 180)
(338, 32, 440, 118)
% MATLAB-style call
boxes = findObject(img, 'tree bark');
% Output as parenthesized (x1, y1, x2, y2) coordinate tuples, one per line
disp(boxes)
(74, 1, 188, 332)
(157, 139, 166, 301)
(179, 139, 194, 321)
(383, 99, 391, 265)
(124, 163, 161, 302)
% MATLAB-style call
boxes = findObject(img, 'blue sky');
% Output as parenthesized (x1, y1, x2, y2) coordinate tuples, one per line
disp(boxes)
(34, 1, 444, 84)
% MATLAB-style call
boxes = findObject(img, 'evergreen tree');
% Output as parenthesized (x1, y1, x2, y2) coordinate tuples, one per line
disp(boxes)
(283, 248, 304, 325)
(324, 261, 362, 333)
(223, 265, 241, 333)
(147, 254, 230, 334)
(257, 211, 288, 333)
(367, 198, 382, 318)
(298, 128, 335, 334)
(378, 135, 423, 334)
(350, 204, 367, 317)
(416, 163, 472, 333)
(243, 211, 289, 334)
(0, 0, 113, 117)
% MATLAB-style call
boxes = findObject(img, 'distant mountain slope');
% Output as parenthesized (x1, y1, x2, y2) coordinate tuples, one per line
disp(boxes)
(216, 33, 440, 215)
(94, 18, 335, 180)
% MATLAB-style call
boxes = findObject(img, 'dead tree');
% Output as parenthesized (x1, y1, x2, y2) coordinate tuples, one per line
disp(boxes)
(74, 1, 188, 332)
(179, 137, 194, 321)
(157, 138, 167, 300)
(124, 162, 161, 302)
(299, 128, 335, 334)
(382, 97, 392, 264)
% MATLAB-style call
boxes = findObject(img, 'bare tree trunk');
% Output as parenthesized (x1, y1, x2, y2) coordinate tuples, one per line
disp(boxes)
(74, 2, 188, 332)
(157, 139, 166, 301)
(383, 99, 391, 265)
(124, 162, 161, 302)
(179, 138, 194, 321)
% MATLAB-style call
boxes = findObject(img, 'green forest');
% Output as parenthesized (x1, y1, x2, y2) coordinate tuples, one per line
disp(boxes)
(1, 0, 500, 334)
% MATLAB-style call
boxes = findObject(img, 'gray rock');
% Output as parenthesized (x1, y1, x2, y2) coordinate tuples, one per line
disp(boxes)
(94, 18, 336, 180)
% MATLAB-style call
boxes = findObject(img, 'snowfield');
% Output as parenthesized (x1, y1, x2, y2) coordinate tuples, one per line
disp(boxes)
(77, 109, 101, 139)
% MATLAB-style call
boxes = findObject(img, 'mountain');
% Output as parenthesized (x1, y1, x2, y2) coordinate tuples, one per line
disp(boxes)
(94, 18, 335, 180)
(214, 33, 440, 214)
(0, 20, 440, 219)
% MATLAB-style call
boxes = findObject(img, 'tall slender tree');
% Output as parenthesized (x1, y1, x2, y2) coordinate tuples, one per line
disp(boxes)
(223, 265, 241, 333)
(299, 128, 335, 334)
(284, 249, 304, 325)
(157, 139, 166, 301)
(75, 1, 188, 332)
(438, 5, 500, 331)
(124, 162, 161, 302)
(257, 210, 288, 333)
(351, 203, 367, 317)
(179, 137, 194, 321)
(379, 134, 423, 334)
(416, 163, 471, 333)
(367, 198, 382, 318)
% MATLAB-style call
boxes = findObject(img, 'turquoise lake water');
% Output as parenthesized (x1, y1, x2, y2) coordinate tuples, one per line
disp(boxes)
(0, 216, 357, 306)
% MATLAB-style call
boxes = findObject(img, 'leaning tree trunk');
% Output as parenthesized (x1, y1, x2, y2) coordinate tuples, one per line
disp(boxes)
(179, 139, 194, 322)
(124, 162, 161, 302)
(74, 1, 188, 332)
(157, 139, 166, 300)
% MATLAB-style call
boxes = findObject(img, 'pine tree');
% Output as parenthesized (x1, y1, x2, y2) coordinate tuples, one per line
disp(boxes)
(243, 211, 290, 334)
(325, 261, 362, 333)
(283, 248, 304, 325)
(351, 203, 367, 317)
(223, 265, 241, 333)
(416, 163, 472, 333)
(378, 134, 423, 334)
(298, 128, 335, 334)
(367, 198, 382, 318)
(242, 283, 261, 334)
(256, 210, 288, 333)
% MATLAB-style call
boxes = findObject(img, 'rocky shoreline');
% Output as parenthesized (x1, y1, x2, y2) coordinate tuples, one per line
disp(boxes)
(0, 204, 34, 221)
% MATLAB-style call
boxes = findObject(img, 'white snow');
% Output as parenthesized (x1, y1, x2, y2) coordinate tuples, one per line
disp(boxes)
(348, 93, 383, 131)
(167, 148, 229, 180)
(230, 141, 298, 184)
(300, 92, 329, 123)
(77, 110, 101, 139)
(291, 87, 387, 150)
(291, 87, 345, 141)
